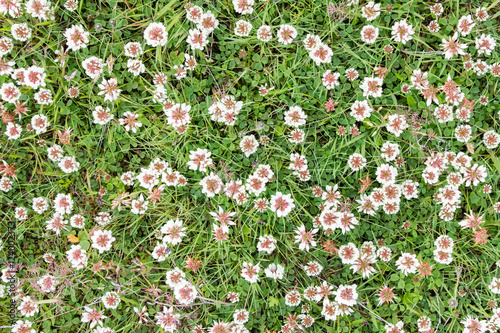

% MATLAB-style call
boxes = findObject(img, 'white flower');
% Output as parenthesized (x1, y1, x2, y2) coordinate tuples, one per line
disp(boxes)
(391, 19, 415, 44)
(34, 88, 53, 105)
(91, 229, 116, 254)
(257, 25, 272, 42)
(0, 82, 21, 103)
(92, 106, 114, 125)
(277, 24, 297, 45)
(269, 191, 295, 217)
(160, 219, 187, 245)
(11, 23, 32, 41)
(241, 262, 260, 283)
(32, 197, 49, 214)
(173, 280, 198, 305)
(130, 194, 148, 214)
(489, 277, 500, 294)
(239, 135, 259, 157)
(360, 25, 379, 44)
(360, 76, 383, 98)
(64, 24, 90, 51)
(186, 28, 209, 50)
(256, 235, 277, 254)
(350, 100, 372, 121)
(234, 20, 252, 37)
(97, 77, 121, 102)
(233, 0, 254, 15)
(144, 22, 168, 47)
(66, 244, 87, 270)
(23, 65, 46, 89)
(284, 106, 307, 127)
(334, 284, 358, 306)
(82, 56, 104, 80)
(5, 122, 22, 140)
(37, 274, 58, 293)
(127, 58, 145, 76)
(475, 34, 496, 56)
(124, 42, 143, 57)
(395, 252, 418, 276)
(199, 172, 224, 197)
(58, 156, 80, 173)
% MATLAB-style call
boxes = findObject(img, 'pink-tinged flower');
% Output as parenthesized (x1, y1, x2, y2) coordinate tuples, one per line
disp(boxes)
(91, 229, 116, 254)
(257, 25, 272, 42)
(350, 100, 372, 121)
(239, 135, 259, 157)
(58, 156, 79, 173)
(212, 223, 229, 243)
(174, 280, 198, 305)
(233, 0, 254, 14)
(284, 105, 307, 127)
(98, 77, 121, 102)
(360, 76, 383, 98)
(391, 19, 415, 44)
(241, 262, 260, 283)
(360, 25, 379, 44)
(475, 34, 496, 56)
(253, 198, 269, 213)
(37, 274, 58, 293)
(456, 15, 475, 36)
(460, 316, 486, 333)
(386, 114, 408, 137)
(187, 148, 213, 172)
(82, 56, 104, 80)
(334, 284, 358, 306)
(428, 20, 440, 33)
(166, 103, 191, 126)
(92, 106, 113, 125)
(375, 285, 396, 306)
(119, 111, 142, 133)
(160, 219, 187, 245)
(185, 4, 203, 23)
(489, 277, 500, 294)
(361, 1, 380, 21)
(277, 24, 297, 45)
(101, 291, 121, 309)
(5, 122, 22, 140)
(257, 234, 276, 254)
(384, 321, 405, 333)
(66, 244, 88, 270)
(395, 252, 418, 276)
(133, 306, 150, 324)
(483, 130, 500, 149)
(258, 83, 274, 96)
(11, 23, 31, 41)
(81, 306, 107, 328)
(234, 20, 252, 37)
(199, 172, 223, 197)
(186, 28, 209, 50)
(441, 33, 467, 59)
(0, 82, 21, 103)
(309, 43, 333, 65)
(197, 10, 218, 33)
(350, 255, 377, 279)
(322, 70, 341, 90)
(322, 297, 339, 321)
(294, 224, 318, 252)
(11, 320, 36, 333)
(269, 191, 295, 217)
(144, 22, 168, 47)
(46, 213, 68, 235)
(461, 163, 487, 187)
(64, 24, 90, 51)
(124, 42, 143, 58)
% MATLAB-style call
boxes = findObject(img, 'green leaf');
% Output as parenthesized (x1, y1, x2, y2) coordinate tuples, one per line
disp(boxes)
(80, 240, 90, 251)
(268, 296, 279, 308)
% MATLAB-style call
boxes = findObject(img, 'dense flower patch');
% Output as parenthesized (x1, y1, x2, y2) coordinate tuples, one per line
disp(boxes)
(0, 0, 499, 332)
